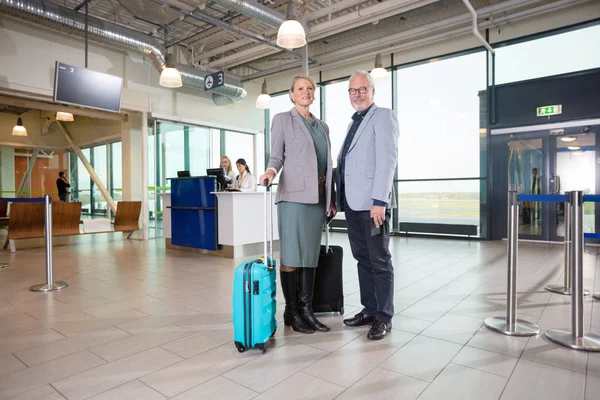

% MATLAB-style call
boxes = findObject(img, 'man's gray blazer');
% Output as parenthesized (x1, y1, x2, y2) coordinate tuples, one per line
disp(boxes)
(267, 107, 334, 207)
(336, 104, 399, 211)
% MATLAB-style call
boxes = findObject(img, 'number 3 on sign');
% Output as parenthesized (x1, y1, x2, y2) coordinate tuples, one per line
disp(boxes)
(218, 72, 223, 85)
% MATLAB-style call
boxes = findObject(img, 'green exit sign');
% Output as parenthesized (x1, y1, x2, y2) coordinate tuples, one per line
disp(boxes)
(537, 105, 562, 117)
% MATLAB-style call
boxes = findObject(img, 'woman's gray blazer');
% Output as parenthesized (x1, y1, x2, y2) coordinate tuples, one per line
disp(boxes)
(267, 107, 334, 207)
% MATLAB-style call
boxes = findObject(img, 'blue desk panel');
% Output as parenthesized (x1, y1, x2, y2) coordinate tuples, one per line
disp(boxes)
(170, 177, 218, 251)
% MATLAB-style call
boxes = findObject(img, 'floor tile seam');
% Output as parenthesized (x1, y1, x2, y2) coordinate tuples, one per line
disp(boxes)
(519, 346, 590, 376)
(418, 321, 483, 347)
(86, 327, 196, 363)
(515, 355, 589, 379)
(412, 259, 495, 302)
(212, 375, 261, 397)
(157, 338, 234, 359)
(48, 382, 69, 399)
(10, 351, 30, 369)
(445, 358, 514, 380)
(462, 334, 528, 357)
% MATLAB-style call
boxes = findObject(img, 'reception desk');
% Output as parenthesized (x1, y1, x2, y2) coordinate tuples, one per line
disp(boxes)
(162, 188, 279, 258)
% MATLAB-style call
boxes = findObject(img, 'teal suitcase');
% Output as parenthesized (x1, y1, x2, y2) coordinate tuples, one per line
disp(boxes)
(232, 184, 277, 353)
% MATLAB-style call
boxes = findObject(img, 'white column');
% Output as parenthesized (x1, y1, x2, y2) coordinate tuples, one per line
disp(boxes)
(121, 113, 149, 240)
(141, 113, 149, 240)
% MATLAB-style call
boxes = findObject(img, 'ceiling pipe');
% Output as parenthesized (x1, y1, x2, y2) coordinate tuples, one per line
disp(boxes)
(461, 0, 495, 54)
(0, 0, 246, 104)
(314, 0, 583, 72)
(210, 0, 285, 28)
(150, 0, 314, 63)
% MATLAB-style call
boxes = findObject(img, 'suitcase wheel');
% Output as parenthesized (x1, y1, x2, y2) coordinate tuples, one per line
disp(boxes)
(339, 307, 344, 316)
(258, 343, 267, 354)
(270, 328, 277, 338)
(235, 342, 246, 353)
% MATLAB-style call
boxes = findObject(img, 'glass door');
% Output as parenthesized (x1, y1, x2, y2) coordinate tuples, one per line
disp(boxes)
(554, 132, 596, 238)
(508, 138, 544, 239)
(491, 124, 599, 242)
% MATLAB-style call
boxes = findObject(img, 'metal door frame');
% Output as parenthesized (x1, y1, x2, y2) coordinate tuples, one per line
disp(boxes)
(489, 119, 599, 242)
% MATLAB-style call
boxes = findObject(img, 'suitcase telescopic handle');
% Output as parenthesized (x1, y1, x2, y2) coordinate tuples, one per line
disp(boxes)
(263, 180, 274, 267)
(325, 215, 330, 253)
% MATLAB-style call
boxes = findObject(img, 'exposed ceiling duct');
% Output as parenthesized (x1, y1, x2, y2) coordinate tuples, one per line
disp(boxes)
(0, 0, 247, 105)
(211, 0, 285, 29)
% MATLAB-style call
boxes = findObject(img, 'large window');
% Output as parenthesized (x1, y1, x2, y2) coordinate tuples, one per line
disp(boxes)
(323, 81, 356, 166)
(395, 51, 487, 234)
(111, 142, 122, 202)
(495, 24, 600, 85)
(225, 131, 256, 176)
(189, 126, 211, 176)
(323, 76, 392, 165)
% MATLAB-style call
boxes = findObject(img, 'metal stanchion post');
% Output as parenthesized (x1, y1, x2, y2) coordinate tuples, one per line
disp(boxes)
(546, 195, 590, 296)
(30, 195, 68, 292)
(546, 191, 600, 351)
(484, 191, 540, 336)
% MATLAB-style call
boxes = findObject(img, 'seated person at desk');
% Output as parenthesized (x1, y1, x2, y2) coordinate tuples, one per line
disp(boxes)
(228, 158, 256, 192)
(220, 156, 236, 187)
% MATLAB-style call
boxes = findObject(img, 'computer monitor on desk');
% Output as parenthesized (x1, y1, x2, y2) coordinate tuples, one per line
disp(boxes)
(206, 168, 227, 191)
(177, 170, 191, 178)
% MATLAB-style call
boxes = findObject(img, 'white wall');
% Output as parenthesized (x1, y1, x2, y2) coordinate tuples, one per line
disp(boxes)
(0, 17, 264, 135)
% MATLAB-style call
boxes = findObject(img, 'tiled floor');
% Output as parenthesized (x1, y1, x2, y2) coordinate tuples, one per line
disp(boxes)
(0, 233, 599, 400)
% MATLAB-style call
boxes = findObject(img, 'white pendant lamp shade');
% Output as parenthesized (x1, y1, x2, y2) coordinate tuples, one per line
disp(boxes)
(256, 79, 272, 109)
(277, 2, 306, 50)
(160, 66, 182, 88)
(12, 117, 27, 136)
(56, 111, 74, 122)
(370, 53, 387, 80)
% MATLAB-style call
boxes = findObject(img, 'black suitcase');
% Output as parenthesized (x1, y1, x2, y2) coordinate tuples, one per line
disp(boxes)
(313, 222, 344, 314)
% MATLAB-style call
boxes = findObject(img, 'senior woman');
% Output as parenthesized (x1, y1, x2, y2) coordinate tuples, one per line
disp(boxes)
(260, 75, 336, 334)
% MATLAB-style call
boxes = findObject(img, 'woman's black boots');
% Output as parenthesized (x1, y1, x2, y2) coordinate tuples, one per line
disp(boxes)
(280, 270, 314, 334)
(298, 268, 331, 332)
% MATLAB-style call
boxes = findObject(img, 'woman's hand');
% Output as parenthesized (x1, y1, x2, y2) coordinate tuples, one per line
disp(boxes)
(259, 170, 275, 186)
(327, 202, 337, 217)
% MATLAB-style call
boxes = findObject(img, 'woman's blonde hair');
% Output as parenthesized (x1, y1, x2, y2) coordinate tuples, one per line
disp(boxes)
(289, 75, 317, 103)
(220, 156, 232, 173)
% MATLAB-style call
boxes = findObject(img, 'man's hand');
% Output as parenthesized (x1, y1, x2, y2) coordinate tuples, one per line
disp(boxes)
(370, 205, 385, 228)
(259, 169, 275, 186)
(327, 202, 337, 217)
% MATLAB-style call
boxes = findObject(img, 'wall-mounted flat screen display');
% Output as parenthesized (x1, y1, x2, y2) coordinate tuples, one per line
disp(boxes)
(53, 61, 123, 113)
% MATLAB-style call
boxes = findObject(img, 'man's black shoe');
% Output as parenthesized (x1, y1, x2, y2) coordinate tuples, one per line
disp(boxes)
(343, 312, 375, 327)
(367, 319, 391, 340)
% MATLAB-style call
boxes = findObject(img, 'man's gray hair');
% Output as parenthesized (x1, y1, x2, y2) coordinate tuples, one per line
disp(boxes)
(349, 71, 375, 88)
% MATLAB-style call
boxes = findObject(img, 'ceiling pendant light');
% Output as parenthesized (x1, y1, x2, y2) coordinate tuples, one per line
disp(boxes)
(12, 116, 27, 137)
(560, 136, 577, 142)
(56, 111, 74, 122)
(159, 54, 182, 88)
(277, 2, 306, 50)
(370, 53, 388, 80)
(256, 79, 272, 109)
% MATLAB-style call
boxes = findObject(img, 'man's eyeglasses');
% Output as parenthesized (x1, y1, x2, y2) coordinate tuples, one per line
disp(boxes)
(348, 86, 370, 95)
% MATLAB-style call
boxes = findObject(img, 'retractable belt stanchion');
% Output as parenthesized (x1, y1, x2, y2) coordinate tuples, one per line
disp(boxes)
(546, 196, 572, 295)
(484, 191, 540, 336)
(30, 195, 69, 292)
(546, 191, 600, 351)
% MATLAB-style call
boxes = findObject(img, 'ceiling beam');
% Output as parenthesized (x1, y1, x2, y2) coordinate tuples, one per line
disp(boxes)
(74, 0, 95, 12)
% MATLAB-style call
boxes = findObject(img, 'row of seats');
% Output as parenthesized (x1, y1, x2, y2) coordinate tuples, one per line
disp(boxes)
(2, 200, 141, 252)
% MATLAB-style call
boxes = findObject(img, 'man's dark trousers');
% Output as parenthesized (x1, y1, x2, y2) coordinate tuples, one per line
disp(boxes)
(344, 197, 394, 324)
